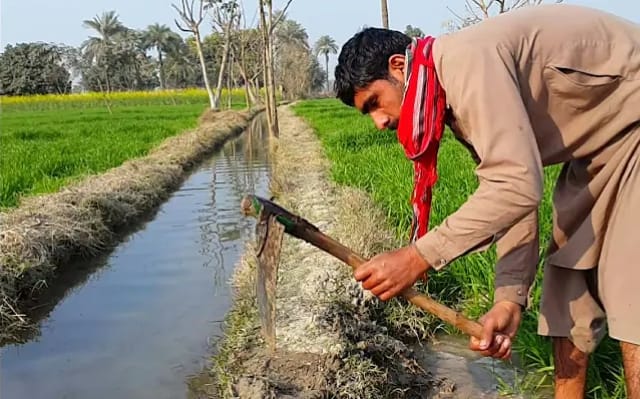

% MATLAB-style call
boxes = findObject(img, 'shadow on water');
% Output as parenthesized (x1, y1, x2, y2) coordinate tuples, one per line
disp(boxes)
(0, 113, 271, 399)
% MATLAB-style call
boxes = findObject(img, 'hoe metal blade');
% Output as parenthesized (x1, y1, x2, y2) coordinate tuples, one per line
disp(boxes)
(255, 209, 285, 353)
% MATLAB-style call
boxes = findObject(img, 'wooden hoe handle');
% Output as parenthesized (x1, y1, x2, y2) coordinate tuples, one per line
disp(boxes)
(241, 195, 484, 340)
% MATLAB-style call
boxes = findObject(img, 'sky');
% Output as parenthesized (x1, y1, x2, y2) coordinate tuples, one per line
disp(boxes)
(1, 0, 639, 72)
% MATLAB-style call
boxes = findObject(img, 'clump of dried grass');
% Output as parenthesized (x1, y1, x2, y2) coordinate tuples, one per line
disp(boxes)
(0, 107, 262, 340)
(335, 187, 440, 342)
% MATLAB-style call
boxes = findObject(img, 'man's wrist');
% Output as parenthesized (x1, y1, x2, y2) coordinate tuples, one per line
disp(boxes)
(408, 243, 431, 280)
(495, 299, 524, 314)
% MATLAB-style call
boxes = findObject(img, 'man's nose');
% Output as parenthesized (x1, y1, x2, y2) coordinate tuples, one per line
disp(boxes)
(372, 113, 389, 130)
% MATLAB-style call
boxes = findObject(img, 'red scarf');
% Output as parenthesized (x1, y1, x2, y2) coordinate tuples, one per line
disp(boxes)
(397, 37, 446, 242)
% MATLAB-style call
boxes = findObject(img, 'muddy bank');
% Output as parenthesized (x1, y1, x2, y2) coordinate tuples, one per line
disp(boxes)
(212, 106, 455, 398)
(0, 108, 262, 341)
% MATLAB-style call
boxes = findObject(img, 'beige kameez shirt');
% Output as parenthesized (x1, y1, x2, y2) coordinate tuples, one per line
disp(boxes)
(414, 4, 640, 306)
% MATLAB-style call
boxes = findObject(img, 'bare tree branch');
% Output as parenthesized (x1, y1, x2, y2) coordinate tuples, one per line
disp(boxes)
(448, 0, 563, 30)
(471, 0, 490, 19)
(270, 0, 294, 34)
(196, 0, 205, 25)
(174, 20, 190, 32)
(173, 0, 216, 108)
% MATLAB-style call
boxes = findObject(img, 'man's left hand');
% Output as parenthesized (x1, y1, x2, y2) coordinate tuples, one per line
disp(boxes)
(354, 245, 430, 301)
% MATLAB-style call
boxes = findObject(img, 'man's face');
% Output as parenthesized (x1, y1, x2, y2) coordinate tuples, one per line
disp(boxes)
(353, 55, 406, 131)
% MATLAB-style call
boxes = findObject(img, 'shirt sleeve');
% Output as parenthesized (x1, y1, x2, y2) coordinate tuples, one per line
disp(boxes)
(493, 210, 539, 307)
(413, 42, 544, 271)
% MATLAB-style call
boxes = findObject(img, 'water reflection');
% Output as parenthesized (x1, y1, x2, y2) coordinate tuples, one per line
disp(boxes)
(0, 114, 270, 399)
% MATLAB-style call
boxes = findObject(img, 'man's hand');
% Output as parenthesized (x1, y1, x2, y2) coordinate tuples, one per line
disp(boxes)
(353, 244, 430, 301)
(469, 301, 522, 360)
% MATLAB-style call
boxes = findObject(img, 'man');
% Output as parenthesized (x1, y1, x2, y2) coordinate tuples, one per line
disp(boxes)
(333, 4, 639, 398)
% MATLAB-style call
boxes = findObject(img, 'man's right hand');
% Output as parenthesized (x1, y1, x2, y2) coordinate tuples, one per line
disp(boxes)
(469, 300, 522, 360)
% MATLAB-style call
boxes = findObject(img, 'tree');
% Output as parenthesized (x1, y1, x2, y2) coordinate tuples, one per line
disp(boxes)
(142, 23, 182, 89)
(381, 0, 389, 28)
(257, 0, 294, 137)
(82, 10, 127, 44)
(274, 16, 308, 48)
(0, 43, 71, 95)
(207, 0, 240, 109)
(80, 12, 158, 95)
(309, 57, 326, 94)
(163, 38, 200, 89)
(447, 0, 562, 30)
(173, 0, 216, 109)
(232, 26, 263, 108)
(313, 35, 338, 92)
(275, 18, 317, 99)
(81, 10, 128, 92)
(404, 25, 425, 38)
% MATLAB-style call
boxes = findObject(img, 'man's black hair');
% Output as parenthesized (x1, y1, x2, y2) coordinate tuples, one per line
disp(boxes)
(334, 27, 411, 106)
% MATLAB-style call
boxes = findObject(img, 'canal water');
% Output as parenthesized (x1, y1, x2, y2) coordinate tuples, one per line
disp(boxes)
(0, 115, 271, 399)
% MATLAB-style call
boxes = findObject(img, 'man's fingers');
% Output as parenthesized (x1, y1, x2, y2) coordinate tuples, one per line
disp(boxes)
(480, 316, 497, 350)
(378, 285, 402, 301)
(493, 335, 511, 359)
(370, 280, 392, 297)
(469, 336, 482, 351)
(353, 263, 374, 282)
(361, 271, 385, 290)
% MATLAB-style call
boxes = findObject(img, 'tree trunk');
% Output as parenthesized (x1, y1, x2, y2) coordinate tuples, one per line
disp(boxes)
(266, 1, 279, 137)
(237, 64, 253, 108)
(244, 81, 251, 108)
(236, 34, 252, 109)
(194, 30, 216, 109)
(258, 0, 279, 137)
(215, 26, 232, 110)
(260, 32, 273, 132)
(325, 53, 330, 92)
(249, 77, 259, 105)
(158, 47, 165, 90)
(104, 64, 112, 93)
(227, 53, 233, 109)
(381, 0, 389, 28)
(266, 42, 278, 136)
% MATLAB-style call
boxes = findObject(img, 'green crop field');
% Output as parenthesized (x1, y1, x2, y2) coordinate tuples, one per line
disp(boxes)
(0, 90, 247, 209)
(293, 98, 626, 398)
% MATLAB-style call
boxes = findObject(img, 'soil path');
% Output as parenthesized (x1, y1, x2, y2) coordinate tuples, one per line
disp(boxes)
(216, 106, 454, 398)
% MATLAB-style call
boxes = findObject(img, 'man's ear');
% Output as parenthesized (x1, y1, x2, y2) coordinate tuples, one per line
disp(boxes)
(388, 54, 406, 80)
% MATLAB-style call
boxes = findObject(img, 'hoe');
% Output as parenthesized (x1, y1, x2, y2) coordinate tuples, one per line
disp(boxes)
(240, 194, 485, 353)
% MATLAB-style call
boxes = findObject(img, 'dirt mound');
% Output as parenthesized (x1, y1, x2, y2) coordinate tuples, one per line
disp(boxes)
(0, 107, 261, 342)
(232, 351, 338, 398)
(198, 108, 249, 126)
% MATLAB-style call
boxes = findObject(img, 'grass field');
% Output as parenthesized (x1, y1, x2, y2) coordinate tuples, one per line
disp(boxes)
(0, 89, 246, 209)
(293, 99, 626, 398)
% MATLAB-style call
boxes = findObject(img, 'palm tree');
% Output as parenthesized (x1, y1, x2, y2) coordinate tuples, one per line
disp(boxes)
(82, 10, 126, 42)
(404, 25, 425, 38)
(142, 24, 181, 89)
(314, 35, 338, 92)
(381, 0, 389, 28)
(275, 18, 309, 49)
(82, 10, 127, 92)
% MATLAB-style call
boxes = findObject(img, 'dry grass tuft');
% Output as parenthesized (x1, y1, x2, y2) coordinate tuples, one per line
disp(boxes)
(0, 107, 262, 341)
